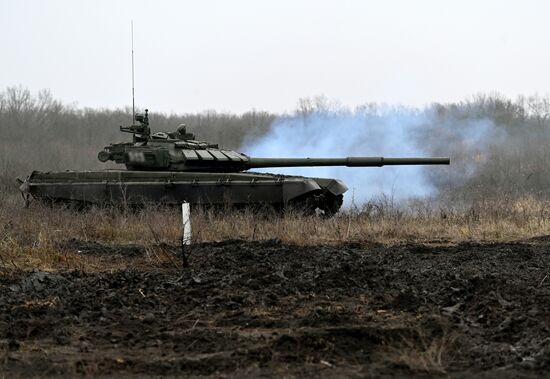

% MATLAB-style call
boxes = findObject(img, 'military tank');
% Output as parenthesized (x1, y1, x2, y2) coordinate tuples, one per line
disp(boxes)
(18, 109, 450, 216)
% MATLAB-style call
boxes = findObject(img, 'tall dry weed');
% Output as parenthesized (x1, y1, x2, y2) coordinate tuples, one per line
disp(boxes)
(2, 193, 550, 271)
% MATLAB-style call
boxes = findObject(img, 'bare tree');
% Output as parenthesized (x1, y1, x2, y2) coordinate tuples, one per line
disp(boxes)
(527, 94, 550, 129)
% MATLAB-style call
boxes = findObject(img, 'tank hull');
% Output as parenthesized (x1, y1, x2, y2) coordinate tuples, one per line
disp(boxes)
(19, 170, 347, 215)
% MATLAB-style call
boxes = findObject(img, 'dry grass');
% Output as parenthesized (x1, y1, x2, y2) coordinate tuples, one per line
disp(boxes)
(2, 193, 550, 271)
(378, 329, 454, 374)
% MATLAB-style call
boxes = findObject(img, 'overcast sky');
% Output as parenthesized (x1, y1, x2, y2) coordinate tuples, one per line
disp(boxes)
(2, 0, 549, 113)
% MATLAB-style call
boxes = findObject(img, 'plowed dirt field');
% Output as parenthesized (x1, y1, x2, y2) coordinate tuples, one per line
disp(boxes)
(1, 238, 550, 377)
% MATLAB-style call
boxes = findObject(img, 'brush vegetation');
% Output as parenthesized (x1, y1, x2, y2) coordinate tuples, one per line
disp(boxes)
(2, 193, 550, 272)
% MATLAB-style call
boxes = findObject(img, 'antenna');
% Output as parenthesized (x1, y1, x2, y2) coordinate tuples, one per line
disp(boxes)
(131, 20, 135, 124)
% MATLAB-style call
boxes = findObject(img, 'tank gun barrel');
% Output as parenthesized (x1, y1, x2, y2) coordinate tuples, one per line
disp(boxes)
(246, 157, 450, 169)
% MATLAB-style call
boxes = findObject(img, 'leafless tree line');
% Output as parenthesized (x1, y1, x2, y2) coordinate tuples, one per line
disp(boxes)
(422, 93, 550, 202)
(0, 86, 274, 191)
(1, 86, 550, 203)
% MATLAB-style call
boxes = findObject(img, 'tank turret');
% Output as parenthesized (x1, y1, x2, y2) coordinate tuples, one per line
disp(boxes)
(97, 111, 450, 172)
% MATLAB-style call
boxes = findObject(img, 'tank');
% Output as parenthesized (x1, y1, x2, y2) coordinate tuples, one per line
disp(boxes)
(18, 109, 450, 216)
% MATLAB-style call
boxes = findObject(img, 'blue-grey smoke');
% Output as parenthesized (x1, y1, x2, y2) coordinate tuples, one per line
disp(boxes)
(242, 105, 505, 206)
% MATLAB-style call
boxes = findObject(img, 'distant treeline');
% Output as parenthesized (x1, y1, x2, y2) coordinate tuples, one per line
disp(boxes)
(1, 86, 550, 203)
(0, 86, 275, 191)
(419, 93, 550, 203)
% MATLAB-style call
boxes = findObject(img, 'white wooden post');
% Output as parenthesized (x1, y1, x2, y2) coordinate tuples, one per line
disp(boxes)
(182, 202, 191, 246)
(181, 202, 191, 268)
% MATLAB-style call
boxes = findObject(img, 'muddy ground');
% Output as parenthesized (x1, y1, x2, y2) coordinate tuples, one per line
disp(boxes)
(1, 237, 550, 378)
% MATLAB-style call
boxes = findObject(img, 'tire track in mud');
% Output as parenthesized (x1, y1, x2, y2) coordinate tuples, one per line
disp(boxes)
(1, 238, 549, 377)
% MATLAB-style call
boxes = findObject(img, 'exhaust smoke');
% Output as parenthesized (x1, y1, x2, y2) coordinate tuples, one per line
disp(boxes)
(243, 101, 505, 206)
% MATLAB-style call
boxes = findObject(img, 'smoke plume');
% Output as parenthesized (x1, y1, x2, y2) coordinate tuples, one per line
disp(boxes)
(242, 102, 506, 206)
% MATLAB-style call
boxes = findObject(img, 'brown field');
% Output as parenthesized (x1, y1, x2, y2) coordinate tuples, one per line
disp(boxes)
(1, 194, 550, 377)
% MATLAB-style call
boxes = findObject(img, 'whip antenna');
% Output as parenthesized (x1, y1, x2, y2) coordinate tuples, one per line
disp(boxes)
(131, 20, 135, 124)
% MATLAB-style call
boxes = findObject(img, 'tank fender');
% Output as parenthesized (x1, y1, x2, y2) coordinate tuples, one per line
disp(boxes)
(282, 179, 322, 203)
(322, 179, 348, 196)
(17, 177, 29, 193)
(16, 171, 38, 193)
